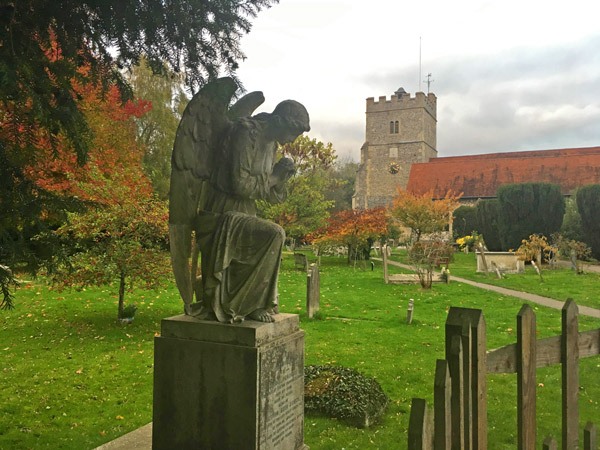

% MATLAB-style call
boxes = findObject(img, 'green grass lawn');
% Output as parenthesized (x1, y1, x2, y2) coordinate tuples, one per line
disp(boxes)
(1, 253, 598, 449)
(392, 249, 600, 311)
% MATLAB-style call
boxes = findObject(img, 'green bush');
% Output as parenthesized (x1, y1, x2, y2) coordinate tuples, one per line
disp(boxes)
(304, 365, 389, 428)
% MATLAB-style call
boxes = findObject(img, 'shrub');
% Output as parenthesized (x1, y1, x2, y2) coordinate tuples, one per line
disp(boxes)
(455, 231, 482, 252)
(408, 237, 454, 289)
(515, 234, 557, 264)
(304, 365, 389, 428)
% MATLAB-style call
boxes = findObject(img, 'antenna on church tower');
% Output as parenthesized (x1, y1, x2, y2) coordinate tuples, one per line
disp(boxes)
(423, 73, 434, 93)
(419, 36, 422, 92)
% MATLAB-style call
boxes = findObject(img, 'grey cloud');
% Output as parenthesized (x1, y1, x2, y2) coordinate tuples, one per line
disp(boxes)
(352, 35, 600, 158)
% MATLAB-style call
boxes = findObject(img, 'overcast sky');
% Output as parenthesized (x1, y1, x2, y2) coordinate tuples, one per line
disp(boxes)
(236, 0, 600, 161)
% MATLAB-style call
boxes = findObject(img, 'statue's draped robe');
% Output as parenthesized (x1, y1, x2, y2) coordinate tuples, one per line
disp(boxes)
(195, 118, 286, 323)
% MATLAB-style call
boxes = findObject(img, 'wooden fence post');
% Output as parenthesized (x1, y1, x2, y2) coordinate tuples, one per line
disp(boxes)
(562, 299, 579, 450)
(434, 359, 451, 450)
(517, 304, 536, 450)
(446, 307, 487, 450)
(408, 398, 433, 450)
(448, 334, 464, 450)
(584, 422, 597, 450)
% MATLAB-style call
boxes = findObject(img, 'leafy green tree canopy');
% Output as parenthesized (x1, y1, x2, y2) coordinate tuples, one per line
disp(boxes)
(258, 135, 337, 242)
(128, 57, 188, 199)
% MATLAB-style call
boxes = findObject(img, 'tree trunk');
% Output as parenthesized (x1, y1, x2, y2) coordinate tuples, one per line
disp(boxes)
(118, 270, 126, 318)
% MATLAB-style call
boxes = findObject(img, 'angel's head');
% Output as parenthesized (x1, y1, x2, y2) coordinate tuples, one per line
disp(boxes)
(270, 100, 310, 144)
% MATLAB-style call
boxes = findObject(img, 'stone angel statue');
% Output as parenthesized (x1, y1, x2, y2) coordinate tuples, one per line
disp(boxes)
(169, 77, 310, 323)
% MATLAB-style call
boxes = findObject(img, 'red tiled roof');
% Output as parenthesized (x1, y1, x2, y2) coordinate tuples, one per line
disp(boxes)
(406, 146, 600, 198)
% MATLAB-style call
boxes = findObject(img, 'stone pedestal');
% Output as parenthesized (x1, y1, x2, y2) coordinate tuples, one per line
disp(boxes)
(152, 313, 307, 450)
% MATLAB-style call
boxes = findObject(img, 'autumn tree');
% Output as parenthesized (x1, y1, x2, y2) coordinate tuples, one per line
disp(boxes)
(278, 135, 336, 172)
(390, 189, 462, 243)
(1, 0, 277, 161)
(51, 197, 170, 320)
(1, 0, 276, 271)
(25, 66, 171, 318)
(258, 136, 337, 243)
(309, 208, 389, 263)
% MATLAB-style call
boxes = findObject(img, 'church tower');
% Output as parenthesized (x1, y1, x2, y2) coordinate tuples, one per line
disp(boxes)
(353, 88, 437, 209)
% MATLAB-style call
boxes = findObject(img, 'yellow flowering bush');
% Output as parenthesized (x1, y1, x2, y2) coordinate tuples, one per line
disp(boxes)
(455, 232, 480, 251)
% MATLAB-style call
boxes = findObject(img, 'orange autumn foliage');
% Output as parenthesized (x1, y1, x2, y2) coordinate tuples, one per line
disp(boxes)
(22, 69, 153, 207)
(309, 207, 389, 253)
(390, 188, 462, 242)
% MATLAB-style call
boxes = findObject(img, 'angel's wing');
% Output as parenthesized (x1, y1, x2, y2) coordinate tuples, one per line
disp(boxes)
(169, 77, 265, 311)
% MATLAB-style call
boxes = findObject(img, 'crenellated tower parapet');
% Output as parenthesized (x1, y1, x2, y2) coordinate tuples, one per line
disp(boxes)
(365, 91, 437, 119)
(353, 87, 438, 209)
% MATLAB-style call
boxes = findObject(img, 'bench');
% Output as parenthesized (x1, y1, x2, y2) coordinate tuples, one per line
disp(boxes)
(434, 257, 450, 269)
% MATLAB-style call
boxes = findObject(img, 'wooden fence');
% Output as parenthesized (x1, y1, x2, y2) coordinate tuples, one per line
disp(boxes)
(408, 299, 599, 449)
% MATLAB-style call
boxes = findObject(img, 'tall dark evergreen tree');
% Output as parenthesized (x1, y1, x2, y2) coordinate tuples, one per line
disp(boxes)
(496, 183, 565, 250)
(475, 199, 502, 251)
(452, 205, 478, 240)
(576, 184, 600, 259)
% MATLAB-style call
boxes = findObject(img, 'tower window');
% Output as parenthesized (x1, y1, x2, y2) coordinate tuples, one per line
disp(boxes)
(390, 121, 394, 134)
(394, 121, 399, 134)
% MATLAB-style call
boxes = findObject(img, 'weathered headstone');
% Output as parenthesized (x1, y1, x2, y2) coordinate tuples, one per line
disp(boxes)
(306, 264, 320, 319)
(570, 249, 578, 272)
(407, 298, 415, 324)
(477, 243, 489, 276)
(153, 314, 308, 450)
(382, 245, 389, 284)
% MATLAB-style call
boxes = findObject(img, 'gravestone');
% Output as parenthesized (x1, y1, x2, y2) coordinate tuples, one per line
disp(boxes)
(153, 314, 308, 450)
(306, 264, 320, 319)
(407, 298, 415, 324)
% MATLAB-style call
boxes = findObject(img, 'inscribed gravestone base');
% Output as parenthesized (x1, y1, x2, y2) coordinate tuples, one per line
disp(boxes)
(153, 314, 308, 450)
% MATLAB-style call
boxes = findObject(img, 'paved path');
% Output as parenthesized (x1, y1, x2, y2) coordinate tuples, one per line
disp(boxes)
(379, 258, 600, 319)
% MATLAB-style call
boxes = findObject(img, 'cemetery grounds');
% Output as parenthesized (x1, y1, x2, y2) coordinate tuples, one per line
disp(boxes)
(0, 251, 598, 449)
